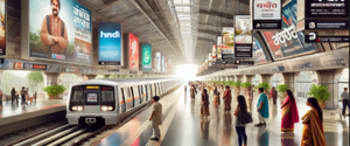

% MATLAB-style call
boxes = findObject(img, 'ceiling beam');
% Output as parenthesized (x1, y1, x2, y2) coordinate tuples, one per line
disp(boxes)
(200, 9, 234, 20)
(197, 37, 216, 42)
(198, 29, 221, 36)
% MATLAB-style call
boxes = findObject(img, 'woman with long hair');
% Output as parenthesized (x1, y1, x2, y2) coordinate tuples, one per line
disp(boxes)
(223, 86, 232, 113)
(280, 90, 299, 132)
(213, 86, 220, 107)
(234, 95, 248, 146)
(301, 97, 326, 146)
(201, 89, 210, 118)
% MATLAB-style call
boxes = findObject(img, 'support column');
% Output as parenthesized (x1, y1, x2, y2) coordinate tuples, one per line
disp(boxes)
(235, 75, 243, 82)
(244, 75, 254, 83)
(44, 72, 59, 86)
(282, 72, 298, 92)
(84, 74, 97, 80)
(260, 74, 272, 83)
(316, 69, 343, 109)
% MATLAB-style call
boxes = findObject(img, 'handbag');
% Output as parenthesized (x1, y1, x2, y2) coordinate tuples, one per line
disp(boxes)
(238, 111, 253, 124)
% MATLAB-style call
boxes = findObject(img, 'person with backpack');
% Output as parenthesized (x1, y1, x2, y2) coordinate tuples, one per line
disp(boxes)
(40, 0, 68, 55)
(234, 95, 252, 146)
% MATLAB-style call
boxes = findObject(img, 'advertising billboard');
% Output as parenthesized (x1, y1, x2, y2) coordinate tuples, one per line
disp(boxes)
(0, 0, 5, 55)
(261, 0, 317, 60)
(141, 44, 152, 72)
(161, 55, 165, 73)
(98, 23, 122, 65)
(253, 0, 282, 29)
(28, 0, 92, 64)
(222, 27, 235, 61)
(216, 36, 223, 60)
(235, 15, 253, 58)
(154, 52, 161, 72)
(128, 33, 139, 71)
(253, 33, 269, 64)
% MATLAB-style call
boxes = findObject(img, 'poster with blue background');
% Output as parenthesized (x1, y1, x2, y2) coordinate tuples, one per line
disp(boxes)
(98, 23, 122, 65)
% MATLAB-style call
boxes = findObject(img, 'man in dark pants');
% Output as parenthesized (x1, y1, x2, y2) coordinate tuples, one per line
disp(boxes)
(20, 87, 26, 104)
(341, 88, 349, 117)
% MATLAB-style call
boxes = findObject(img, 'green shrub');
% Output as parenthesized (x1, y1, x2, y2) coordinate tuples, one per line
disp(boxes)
(241, 82, 252, 88)
(277, 84, 288, 93)
(308, 84, 329, 102)
(43, 85, 66, 97)
(256, 82, 270, 91)
(232, 81, 241, 88)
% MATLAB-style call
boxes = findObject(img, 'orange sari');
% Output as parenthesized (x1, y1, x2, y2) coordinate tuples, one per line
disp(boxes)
(301, 109, 326, 146)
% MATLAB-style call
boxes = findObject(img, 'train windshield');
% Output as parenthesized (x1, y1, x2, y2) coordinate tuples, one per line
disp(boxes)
(70, 85, 115, 105)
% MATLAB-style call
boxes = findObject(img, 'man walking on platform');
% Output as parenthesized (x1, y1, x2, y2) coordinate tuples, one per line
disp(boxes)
(149, 96, 162, 141)
(341, 88, 349, 117)
(255, 88, 269, 127)
(270, 87, 278, 105)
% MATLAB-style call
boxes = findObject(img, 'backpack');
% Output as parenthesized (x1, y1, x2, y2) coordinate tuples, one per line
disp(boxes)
(238, 111, 253, 124)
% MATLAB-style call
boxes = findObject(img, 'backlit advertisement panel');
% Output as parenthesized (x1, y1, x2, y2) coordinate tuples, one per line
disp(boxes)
(253, 0, 282, 29)
(154, 52, 161, 72)
(253, 33, 269, 64)
(235, 15, 253, 58)
(141, 44, 152, 72)
(98, 23, 122, 65)
(28, 0, 92, 64)
(216, 36, 223, 59)
(222, 27, 235, 61)
(0, 0, 5, 55)
(128, 33, 139, 71)
(161, 56, 165, 73)
(261, 0, 317, 60)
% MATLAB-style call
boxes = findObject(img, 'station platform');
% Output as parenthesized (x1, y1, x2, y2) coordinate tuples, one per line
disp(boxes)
(95, 86, 349, 146)
(0, 99, 66, 136)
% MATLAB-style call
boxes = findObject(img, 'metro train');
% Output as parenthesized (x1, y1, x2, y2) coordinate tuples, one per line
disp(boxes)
(66, 78, 180, 125)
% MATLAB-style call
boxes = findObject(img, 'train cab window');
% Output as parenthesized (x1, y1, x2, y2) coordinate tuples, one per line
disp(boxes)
(70, 86, 85, 105)
(100, 86, 114, 104)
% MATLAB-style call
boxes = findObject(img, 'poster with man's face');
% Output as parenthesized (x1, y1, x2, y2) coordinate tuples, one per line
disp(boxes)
(29, 0, 92, 64)
(0, 0, 5, 55)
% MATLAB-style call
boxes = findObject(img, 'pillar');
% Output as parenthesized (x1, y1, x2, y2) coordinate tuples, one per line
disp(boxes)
(44, 72, 59, 86)
(235, 75, 243, 82)
(316, 69, 343, 109)
(244, 75, 254, 83)
(282, 72, 298, 92)
(260, 74, 272, 83)
(84, 74, 97, 80)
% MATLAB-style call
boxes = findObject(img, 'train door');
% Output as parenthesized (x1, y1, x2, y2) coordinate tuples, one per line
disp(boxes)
(132, 86, 140, 106)
(122, 87, 134, 111)
(144, 84, 149, 101)
(138, 85, 144, 104)
(149, 84, 153, 98)
(153, 83, 157, 96)
(119, 87, 126, 113)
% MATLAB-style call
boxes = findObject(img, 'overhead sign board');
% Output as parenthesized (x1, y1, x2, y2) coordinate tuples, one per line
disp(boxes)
(253, 0, 282, 29)
(26, 0, 93, 64)
(141, 44, 152, 72)
(234, 15, 253, 58)
(305, 0, 350, 30)
(0, 0, 5, 56)
(154, 52, 161, 72)
(98, 23, 122, 65)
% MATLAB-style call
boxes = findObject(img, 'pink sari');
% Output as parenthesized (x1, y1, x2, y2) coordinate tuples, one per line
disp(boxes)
(281, 96, 299, 132)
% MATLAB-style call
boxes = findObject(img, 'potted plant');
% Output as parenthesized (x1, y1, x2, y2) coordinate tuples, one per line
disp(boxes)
(43, 85, 66, 99)
(256, 82, 270, 93)
(308, 84, 330, 108)
(241, 82, 252, 96)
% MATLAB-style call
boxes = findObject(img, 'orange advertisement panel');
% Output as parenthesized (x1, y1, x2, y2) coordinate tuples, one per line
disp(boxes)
(128, 33, 139, 71)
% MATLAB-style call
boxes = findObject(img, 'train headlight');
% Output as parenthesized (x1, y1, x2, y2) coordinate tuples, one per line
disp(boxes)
(100, 105, 114, 111)
(71, 106, 84, 111)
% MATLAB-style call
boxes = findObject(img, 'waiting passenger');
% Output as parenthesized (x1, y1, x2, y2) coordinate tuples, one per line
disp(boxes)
(11, 88, 16, 104)
(201, 89, 210, 119)
(223, 86, 232, 113)
(255, 88, 269, 127)
(149, 96, 162, 142)
(301, 98, 326, 146)
(247, 85, 254, 112)
(341, 88, 349, 117)
(212, 86, 220, 106)
(234, 95, 251, 146)
(20, 87, 26, 104)
(270, 87, 278, 105)
(190, 85, 197, 99)
(280, 90, 299, 132)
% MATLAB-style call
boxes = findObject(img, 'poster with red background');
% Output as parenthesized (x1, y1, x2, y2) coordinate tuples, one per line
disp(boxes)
(128, 33, 139, 71)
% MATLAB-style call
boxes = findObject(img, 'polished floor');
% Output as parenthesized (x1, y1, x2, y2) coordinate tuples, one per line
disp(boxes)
(96, 86, 349, 146)
(0, 99, 65, 119)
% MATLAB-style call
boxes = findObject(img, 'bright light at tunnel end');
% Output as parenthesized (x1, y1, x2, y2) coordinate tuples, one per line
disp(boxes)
(176, 64, 198, 81)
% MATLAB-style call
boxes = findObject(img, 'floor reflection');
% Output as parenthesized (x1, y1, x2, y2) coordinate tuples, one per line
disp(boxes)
(257, 127, 269, 146)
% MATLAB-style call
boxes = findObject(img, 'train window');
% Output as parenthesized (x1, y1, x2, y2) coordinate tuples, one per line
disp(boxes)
(120, 88, 126, 112)
(100, 86, 114, 104)
(138, 85, 143, 104)
(70, 86, 84, 105)
(149, 84, 153, 98)
(145, 85, 149, 101)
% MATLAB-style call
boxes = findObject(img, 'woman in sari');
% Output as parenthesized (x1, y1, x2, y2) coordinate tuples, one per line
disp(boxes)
(213, 86, 220, 107)
(223, 86, 232, 113)
(201, 89, 210, 118)
(280, 90, 299, 132)
(301, 98, 326, 146)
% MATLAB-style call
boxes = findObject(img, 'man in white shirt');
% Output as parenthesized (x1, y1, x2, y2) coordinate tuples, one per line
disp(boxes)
(341, 88, 349, 117)
(149, 96, 162, 141)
